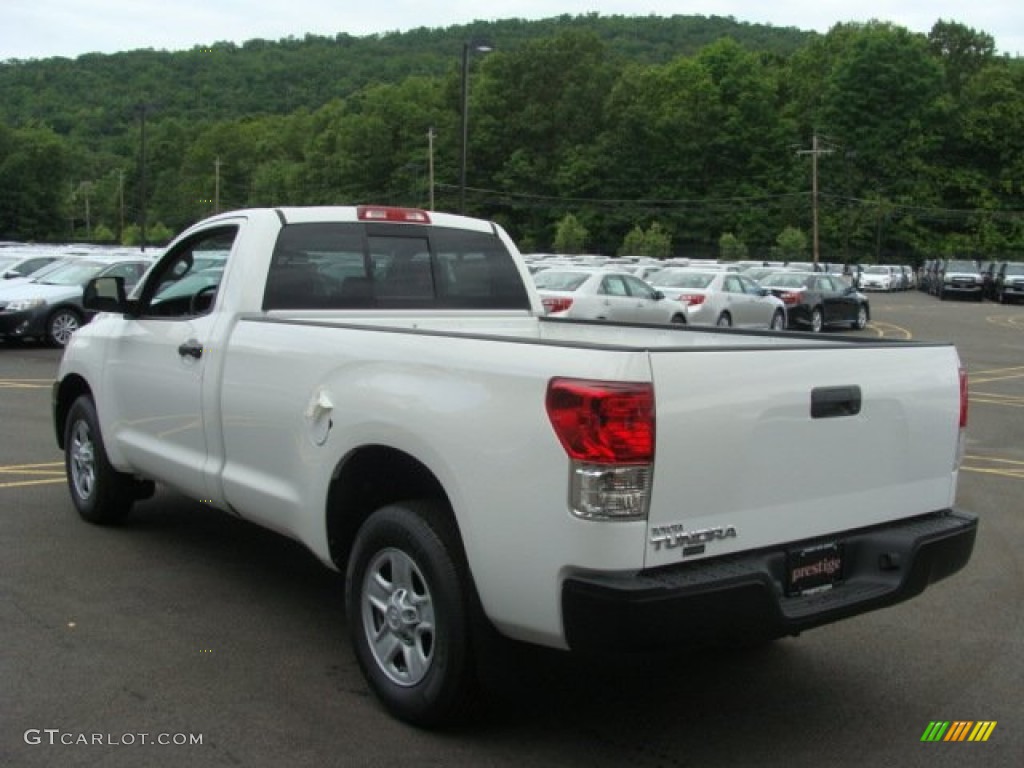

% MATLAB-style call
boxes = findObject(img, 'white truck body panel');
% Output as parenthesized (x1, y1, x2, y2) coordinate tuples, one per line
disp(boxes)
(55, 207, 976, 654)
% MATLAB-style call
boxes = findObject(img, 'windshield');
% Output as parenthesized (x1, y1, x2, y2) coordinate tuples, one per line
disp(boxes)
(653, 271, 715, 289)
(864, 266, 890, 274)
(761, 273, 811, 288)
(1004, 263, 1024, 276)
(533, 271, 590, 291)
(36, 260, 106, 286)
(945, 260, 978, 271)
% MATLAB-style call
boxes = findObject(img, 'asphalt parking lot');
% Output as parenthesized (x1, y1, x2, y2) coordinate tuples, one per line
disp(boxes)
(1, 290, 1021, 768)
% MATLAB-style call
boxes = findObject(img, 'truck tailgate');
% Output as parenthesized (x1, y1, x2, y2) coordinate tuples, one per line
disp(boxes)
(644, 343, 962, 568)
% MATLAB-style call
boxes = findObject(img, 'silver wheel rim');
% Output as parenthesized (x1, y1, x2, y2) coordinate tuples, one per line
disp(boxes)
(51, 312, 79, 345)
(361, 547, 435, 687)
(772, 312, 784, 330)
(69, 419, 96, 501)
(812, 311, 823, 332)
(857, 307, 867, 328)
(717, 314, 730, 327)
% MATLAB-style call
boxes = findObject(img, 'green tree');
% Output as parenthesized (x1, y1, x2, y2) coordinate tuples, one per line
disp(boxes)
(718, 232, 749, 261)
(554, 213, 588, 253)
(620, 221, 672, 257)
(774, 226, 807, 260)
(0, 125, 71, 239)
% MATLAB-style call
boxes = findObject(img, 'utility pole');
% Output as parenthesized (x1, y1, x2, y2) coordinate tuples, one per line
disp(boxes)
(796, 134, 834, 266)
(117, 169, 125, 243)
(214, 156, 222, 213)
(427, 127, 435, 211)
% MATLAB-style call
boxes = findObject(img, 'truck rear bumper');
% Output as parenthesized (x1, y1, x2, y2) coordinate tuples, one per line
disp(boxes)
(561, 509, 977, 652)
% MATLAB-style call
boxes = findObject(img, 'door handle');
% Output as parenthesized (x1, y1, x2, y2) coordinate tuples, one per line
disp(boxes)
(811, 386, 861, 419)
(178, 339, 203, 359)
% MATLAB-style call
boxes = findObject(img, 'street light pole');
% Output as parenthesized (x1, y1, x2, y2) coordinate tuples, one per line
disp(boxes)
(459, 39, 493, 215)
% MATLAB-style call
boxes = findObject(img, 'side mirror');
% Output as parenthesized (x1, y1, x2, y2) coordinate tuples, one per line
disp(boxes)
(3, 270, 19, 279)
(83, 276, 129, 314)
(653, 290, 664, 300)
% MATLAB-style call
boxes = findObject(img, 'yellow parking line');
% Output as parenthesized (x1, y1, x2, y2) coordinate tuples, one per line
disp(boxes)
(0, 477, 67, 489)
(0, 461, 66, 489)
(865, 321, 913, 340)
(961, 454, 1024, 480)
(0, 380, 53, 389)
(969, 393, 1024, 408)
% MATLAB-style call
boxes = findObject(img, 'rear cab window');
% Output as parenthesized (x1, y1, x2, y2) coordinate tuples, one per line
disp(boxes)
(262, 222, 530, 311)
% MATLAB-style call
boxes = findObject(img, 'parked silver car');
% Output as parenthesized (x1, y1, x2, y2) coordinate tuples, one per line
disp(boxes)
(649, 268, 787, 329)
(532, 268, 688, 324)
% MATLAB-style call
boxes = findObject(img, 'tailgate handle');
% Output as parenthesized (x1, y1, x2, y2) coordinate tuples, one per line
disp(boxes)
(811, 386, 861, 419)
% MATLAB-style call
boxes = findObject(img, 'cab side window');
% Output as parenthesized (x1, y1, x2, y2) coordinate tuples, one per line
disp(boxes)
(138, 226, 238, 318)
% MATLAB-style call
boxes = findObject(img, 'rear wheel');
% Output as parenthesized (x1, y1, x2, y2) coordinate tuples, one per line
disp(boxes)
(64, 395, 135, 524)
(346, 500, 479, 728)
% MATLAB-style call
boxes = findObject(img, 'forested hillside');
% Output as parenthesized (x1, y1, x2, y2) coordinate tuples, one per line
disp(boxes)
(0, 13, 1020, 261)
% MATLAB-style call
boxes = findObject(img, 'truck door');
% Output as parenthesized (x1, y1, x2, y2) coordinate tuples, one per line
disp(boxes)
(101, 224, 239, 500)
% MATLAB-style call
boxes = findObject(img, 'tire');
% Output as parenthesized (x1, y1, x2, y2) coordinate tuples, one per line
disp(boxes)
(670, 314, 687, 325)
(48, 308, 82, 347)
(716, 312, 732, 328)
(810, 307, 824, 333)
(346, 500, 479, 728)
(63, 395, 135, 524)
(853, 304, 868, 331)
(769, 310, 785, 331)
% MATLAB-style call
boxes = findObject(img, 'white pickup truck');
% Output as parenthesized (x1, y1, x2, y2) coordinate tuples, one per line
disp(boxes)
(53, 206, 977, 726)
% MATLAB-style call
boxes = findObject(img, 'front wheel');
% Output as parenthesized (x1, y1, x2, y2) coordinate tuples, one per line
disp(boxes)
(716, 312, 732, 328)
(346, 500, 479, 728)
(769, 310, 785, 331)
(64, 395, 135, 524)
(810, 307, 824, 333)
(670, 314, 687, 325)
(48, 308, 81, 347)
(853, 304, 869, 330)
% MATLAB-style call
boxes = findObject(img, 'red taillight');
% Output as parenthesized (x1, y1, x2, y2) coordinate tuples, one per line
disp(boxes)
(356, 205, 431, 224)
(780, 291, 802, 306)
(546, 379, 654, 463)
(542, 296, 574, 314)
(959, 366, 968, 428)
(676, 293, 706, 307)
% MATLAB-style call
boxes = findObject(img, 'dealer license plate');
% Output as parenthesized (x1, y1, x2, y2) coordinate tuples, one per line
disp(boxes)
(786, 542, 844, 596)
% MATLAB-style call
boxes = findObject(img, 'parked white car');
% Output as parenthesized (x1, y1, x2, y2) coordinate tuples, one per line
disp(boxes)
(859, 265, 900, 291)
(533, 268, 688, 324)
(649, 268, 787, 329)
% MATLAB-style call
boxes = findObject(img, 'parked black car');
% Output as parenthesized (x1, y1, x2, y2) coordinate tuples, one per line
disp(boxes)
(994, 262, 1024, 305)
(759, 271, 870, 332)
(980, 260, 1001, 301)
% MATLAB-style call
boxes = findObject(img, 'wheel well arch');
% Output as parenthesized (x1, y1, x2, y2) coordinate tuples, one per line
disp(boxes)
(54, 374, 92, 449)
(326, 445, 455, 574)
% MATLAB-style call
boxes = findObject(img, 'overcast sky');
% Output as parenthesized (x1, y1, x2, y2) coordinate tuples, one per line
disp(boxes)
(4, 0, 1022, 61)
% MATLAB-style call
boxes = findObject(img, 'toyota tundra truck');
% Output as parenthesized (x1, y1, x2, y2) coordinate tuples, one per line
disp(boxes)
(52, 206, 977, 727)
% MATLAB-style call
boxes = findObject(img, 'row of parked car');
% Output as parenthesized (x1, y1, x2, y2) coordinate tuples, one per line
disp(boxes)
(526, 255, 871, 333)
(0, 249, 155, 346)
(917, 258, 1024, 303)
